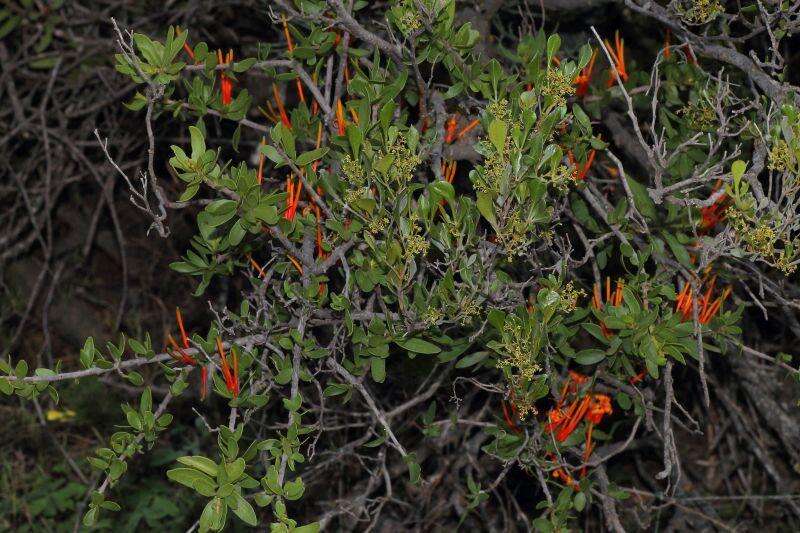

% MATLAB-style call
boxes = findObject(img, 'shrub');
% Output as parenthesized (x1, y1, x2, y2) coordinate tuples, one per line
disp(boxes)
(3, 0, 800, 530)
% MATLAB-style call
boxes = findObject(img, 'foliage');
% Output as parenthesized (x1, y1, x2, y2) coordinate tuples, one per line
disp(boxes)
(3, 0, 800, 530)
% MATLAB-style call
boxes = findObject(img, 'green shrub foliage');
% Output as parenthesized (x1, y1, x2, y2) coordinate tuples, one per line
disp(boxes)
(3, 0, 800, 530)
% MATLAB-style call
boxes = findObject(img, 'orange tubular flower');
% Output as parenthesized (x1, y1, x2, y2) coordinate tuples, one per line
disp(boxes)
(247, 253, 266, 279)
(502, 400, 522, 435)
(580, 394, 612, 477)
(604, 31, 628, 87)
(315, 122, 324, 152)
(592, 277, 623, 338)
(629, 370, 647, 385)
(444, 115, 458, 144)
(272, 83, 292, 129)
(167, 334, 196, 366)
(568, 149, 596, 181)
(218, 50, 234, 106)
(552, 466, 580, 490)
(548, 453, 580, 490)
(349, 107, 360, 125)
(546, 376, 613, 480)
(700, 188, 729, 233)
(455, 118, 480, 141)
(175, 307, 189, 349)
(176, 28, 195, 62)
(553, 371, 589, 411)
(574, 49, 597, 97)
(556, 396, 591, 442)
(584, 394, 612, 425)
(444, 160, 457, 184)
(215, 337, 239, 398)
(174, 308, 207, 399)
(546, 371, 590, 440)
(663, 29, 672, 60)
(284, 176, 302, 221)
(675, 275, 731, 324)
(335, 99, 346, 136)
(282, 15, 305, 103)
(311, 73, 320, 116)
(287, 255, 304, 274)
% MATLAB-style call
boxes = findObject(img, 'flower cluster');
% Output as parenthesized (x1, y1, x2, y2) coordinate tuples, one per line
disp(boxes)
(457, 297, 481, 326)
(679, 0, 723, 24)
(679, 101, 716, 131)
(592, 277, 624, 338)
(498, 315, 542, 384)
(367, 214, 389, 235)
(382, 136, 421, 186)
(215, 337, 239, 398)
(217, 50, 234, 106)
(768, 139, 794, 172)
(392, 0, 422, 35)
(546, 371, 613, 480)
(404, 216, 429, 258)
(342, 154, 366, 186)
(574, 49, 597, 97)
(728, 208, 798, 274)
(675, 274, 731, 324)
(497, 212, 531, 257)
(556, 281, 585, 314)
(166, 308, 207, 399)
(345, 186, 369, 205)
(542, 68, 575, 108)
(421, 306, 444, 326)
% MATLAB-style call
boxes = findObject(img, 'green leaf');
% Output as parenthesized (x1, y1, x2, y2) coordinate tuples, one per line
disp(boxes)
(140, 387, 152, 414)
(455, 351, 489, 368)
(615, 392, 632, 410)
(189, 126, 205, 159)
(574, 349, 606, 365)
(661, 232, 692, 267)
(225, 457, 246, 481)
(284, 477, 305, 500)
(395, 337, 440, 355)
(371, 357, 386, 383)
(488, 119, 507, 154)
(546, 34, 561, 61)
(233, 58, 257, 73)
(228, 220, 246, 246)
(731, 160, 746, 183)
(347, 125, 363, 157)
(0, 16, 21, 40)
(101, 500, 121, 512)
(405, 457, 422, 485)
(627, 177, 657, 220)
(177, 456, 219, 477)
(200, 497, 226, 532)
(14, 359, 28, 378)
(296, 147, 329, 167)
(259, 144, 285, 165)
(167, 468, 217, 496)
(82, 507, 99, 527)
(80, 337, 96, 368)
(231, 493, 258, 526)
(430, 180, 455, 203)
(476, 192, 498, 230)
(573, 491, 586, 512)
